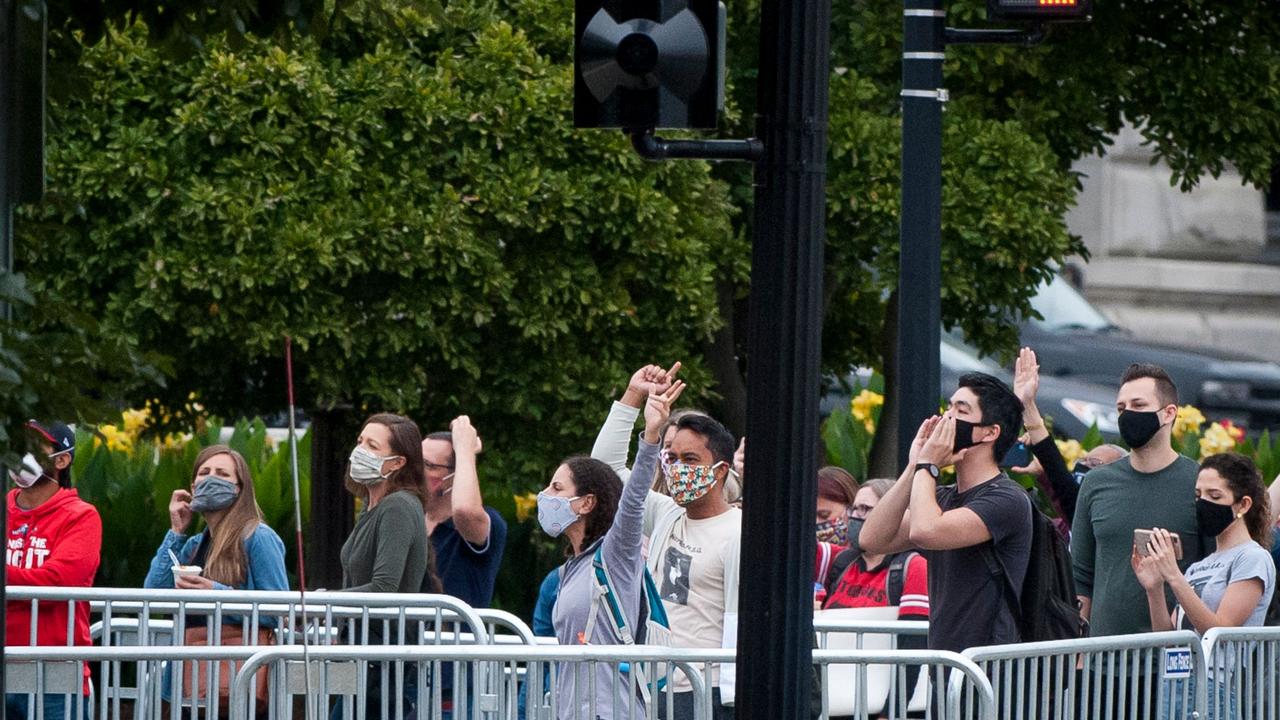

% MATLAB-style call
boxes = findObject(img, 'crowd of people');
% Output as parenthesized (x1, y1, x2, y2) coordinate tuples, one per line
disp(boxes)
(6, 354, 1280, 720)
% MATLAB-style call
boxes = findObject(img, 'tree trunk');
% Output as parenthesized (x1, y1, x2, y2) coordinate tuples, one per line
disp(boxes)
(705, 277, 749, 438)
(868, 291, 901, 478)
(308, 406, 358, 590)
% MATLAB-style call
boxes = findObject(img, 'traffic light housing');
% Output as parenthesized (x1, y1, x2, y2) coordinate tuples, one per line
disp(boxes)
(987, 0, 1092, 22)
(574, 0, 723, 130)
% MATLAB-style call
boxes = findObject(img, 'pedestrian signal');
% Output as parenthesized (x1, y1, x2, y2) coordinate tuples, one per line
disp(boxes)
(987, 0, 1092, 22)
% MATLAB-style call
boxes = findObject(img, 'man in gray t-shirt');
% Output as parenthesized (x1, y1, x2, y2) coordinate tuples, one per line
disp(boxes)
(1072, 365, 1206, 636)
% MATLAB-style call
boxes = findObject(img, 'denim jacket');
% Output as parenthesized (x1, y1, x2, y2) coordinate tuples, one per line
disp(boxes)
(143, 524, 289, 592)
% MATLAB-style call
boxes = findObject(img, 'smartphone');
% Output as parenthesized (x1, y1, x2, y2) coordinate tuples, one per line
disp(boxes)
(1000, 441, 1032, 469)
(1133, 529, 1184, 560)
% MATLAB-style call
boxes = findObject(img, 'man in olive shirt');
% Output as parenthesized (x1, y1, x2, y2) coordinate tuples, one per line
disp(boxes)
(1071, 363, 1205, 636)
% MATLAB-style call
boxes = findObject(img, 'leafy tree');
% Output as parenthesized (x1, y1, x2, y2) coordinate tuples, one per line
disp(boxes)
(14, 0, 1280, 604)
(17, 2, 732, 588)
(0, 271, 163, 467)
(705, 0, 1280, 467)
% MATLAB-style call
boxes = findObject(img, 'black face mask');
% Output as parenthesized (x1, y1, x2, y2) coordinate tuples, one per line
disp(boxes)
(953, 419, 978, 454)
(1118, 409, 1162, 449)
(1195, 498, 1238, 537)
(1071, 461, 1092, 486)
(845, 517, 865, 553)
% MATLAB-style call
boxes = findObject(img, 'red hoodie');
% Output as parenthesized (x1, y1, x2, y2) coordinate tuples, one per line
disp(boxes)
(6, 486, 103, 693)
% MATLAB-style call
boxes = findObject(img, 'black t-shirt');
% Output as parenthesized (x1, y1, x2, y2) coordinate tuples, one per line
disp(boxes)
(923, 475, 1032, 653)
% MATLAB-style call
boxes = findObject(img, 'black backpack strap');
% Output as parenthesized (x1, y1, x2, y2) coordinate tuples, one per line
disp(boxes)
(980, 541, 1022, 625)
(885, 551, 915, 607)
(824, 547, 862, 596)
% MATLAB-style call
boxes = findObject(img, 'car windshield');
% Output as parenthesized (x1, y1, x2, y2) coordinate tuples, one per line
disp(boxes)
(941, 334, 1006, 375)
(1030, 276, 1115, 332)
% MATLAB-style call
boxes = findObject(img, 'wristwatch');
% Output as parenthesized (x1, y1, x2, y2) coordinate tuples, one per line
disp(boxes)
(914, 463, 940, 480)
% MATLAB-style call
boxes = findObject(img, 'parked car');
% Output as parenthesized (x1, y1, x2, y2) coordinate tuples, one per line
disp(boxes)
(822, 333, 1120, 440)
(1020, 276, 1280, 432)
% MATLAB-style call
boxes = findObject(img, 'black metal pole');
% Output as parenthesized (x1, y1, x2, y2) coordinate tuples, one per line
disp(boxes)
(895, 0, 945, 468)
(736, 0, 831, 715)
(1, 0, 14, 710)
(1, 0, 14, 317)
(629, 130, 763, 162)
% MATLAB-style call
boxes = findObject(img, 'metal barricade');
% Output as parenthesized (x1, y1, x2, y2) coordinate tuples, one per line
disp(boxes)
(8, 639, 995, 720)
(813, 619, 933, 718)
(229, 645, 713, 720)
(1202, 625, 1280, 720)
(227, 645, 992, 720)
(5, 646, 259, 720)
(6, 587, 493, 720)
(813, 647, 994, 720)
(473, 609, 540, 646)
(956, 631, 1207, 720)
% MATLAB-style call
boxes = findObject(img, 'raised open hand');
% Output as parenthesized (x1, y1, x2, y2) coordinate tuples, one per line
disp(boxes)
(1013, 347, 1040, 409)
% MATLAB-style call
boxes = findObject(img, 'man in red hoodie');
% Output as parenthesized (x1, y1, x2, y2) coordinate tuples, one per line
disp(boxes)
(6, 421, 101, 720)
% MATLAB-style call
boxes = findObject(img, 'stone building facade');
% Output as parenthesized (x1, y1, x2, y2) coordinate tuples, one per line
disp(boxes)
(1065, 125, 1280, 361)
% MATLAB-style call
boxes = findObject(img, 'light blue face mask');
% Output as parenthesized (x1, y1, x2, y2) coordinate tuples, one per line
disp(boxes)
(536, 492, 581, 537)
(348, 446, 400, 486)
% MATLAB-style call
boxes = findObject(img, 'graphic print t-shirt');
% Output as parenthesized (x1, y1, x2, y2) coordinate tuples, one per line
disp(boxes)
(824, 553, 930, 618)
(1176, 541, 1276, 631)
(652, 507, 741, 691)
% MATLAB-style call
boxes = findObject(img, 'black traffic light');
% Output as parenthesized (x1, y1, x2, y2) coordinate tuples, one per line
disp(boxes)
(574, 0, 724, 130)
(4, 0, 47, 204)
(987, 0, 1092, 22)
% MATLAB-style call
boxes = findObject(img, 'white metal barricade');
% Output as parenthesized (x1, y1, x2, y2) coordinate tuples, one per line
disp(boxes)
(6, 587, 493, 720)
(5, 643, 994, 720)
(813, 614, 932, 718)
(956, 631, 1207, 720)
(225, 645, 996, 720)
(1203, 625, 1280, 720)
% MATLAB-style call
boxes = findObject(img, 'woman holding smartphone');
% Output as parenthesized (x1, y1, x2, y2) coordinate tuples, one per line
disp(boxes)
(1132, 452, 1275, 719)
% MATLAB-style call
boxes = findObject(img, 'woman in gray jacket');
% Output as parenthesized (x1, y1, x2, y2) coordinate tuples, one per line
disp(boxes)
(539, 377, 684, 720)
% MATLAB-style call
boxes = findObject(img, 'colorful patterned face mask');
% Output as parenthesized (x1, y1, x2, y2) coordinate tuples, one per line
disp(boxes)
(815, 515, 849, 545)
(665, 461, 727, 506)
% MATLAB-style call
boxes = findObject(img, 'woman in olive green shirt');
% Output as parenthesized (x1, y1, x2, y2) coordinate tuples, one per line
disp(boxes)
(333, 413, 441, 720)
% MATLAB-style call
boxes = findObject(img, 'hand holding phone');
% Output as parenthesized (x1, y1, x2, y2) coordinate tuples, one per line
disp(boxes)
(1133, 528, 1183, 560)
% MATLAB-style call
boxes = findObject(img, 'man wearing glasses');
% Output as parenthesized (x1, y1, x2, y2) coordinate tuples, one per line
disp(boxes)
(421, 417, 507, 608)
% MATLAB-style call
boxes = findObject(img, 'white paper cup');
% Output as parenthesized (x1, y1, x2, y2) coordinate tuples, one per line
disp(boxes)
(172, 565, 202, 584)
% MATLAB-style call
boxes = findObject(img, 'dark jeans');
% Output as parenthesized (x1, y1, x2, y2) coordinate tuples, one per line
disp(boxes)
(657, 688, 734, 720)
(5, 694, 92, 720)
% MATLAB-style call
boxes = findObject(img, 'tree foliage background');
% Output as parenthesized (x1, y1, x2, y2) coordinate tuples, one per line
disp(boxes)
(7, 0, 1280, 607)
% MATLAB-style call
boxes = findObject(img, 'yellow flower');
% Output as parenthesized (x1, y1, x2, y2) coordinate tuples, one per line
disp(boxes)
(1055, 439, 1085, 468)
(96, 424, 133, 452)
(1199, 423, 1238, 457)
(1173, 405, 1207, 440)
(161, 432, 193, 451)
(121, 408, 149, 438)
(851, 389, 884, 434)
(514, 492, 539, 523)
